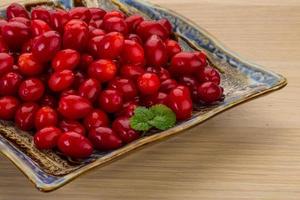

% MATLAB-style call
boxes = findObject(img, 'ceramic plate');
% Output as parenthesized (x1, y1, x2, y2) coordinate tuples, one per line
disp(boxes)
(0, 0, 287, 192)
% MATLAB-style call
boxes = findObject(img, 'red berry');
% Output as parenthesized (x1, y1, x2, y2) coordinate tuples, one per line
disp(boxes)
(112, 116, 139, 143)
(89, 28, 105, 38)
(88, 127, 122, 150)
(50, 9, 70, 33)
(116, 101, 137, 117)
(63, 21, 89, 52)
(96, 32, 124, 59)
(144, 35, 168, 67)
(15, 102, 39, 131)
(18, 53, 43, 76)
(21, 39, 32, 53)
(79, 54, 93, 70)
(59, 120, 86, 136)
(158, 18, 172, 34)
(9, 17, 31, 27)
(103, 11, 125, 21)
(103, 17, 128, 35)
(78, 78, 101, 102)
(18, 78, 45, 101)
(108, 78, 137, 101)
(30, 19, 51, 37)
(60, 89, 78, 97)
(88, 35, 104, 57)
(120, 64, 145, 80)
(32, 31, 61, 62)
(69, 7, 92, 23)
(194, 51, 208, 66)
(0, 96, 19, 120)
(169, 52, 205, 75)
(52, 49, 80, 71)
(160, 79, 178, 93)
(34, 126, 62, 150)
(137, 73, 160, 95)
(31, 7, 51, 24)
(136, 20, 169, 41)
(34, 106, 58, 130)
(88, 59, 117, 82)
(57, 131, 94, 159)
(165, 39, 181, 58)
(89, 8, 106, 20)
(197, 66, 221, 85)
(48, 70, 75, 92)
(58, 95, 92, 119)
(197, 82, 223, 103)
(0, 72, 22, 96)
(1, 21, 30, 50)
(120, 40, 144, 66)
(125, 15, 144, 32)
(127, 34, 143, 45)
(142, 92, 168, 107)
(0, 36, 8, 53)
(84, 109, 109, 130)
(64, 19, 88, 31)
(147, 67, 170, 81)
(0, 19, 8, 32)
(6, 3, 29, 20)
(167, 87, 193, 120)
(99, 89, 123, 113)
(0, 53, 14, 76)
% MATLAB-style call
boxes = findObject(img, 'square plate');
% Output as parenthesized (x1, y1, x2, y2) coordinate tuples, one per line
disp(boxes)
(0, 0, 287, 192)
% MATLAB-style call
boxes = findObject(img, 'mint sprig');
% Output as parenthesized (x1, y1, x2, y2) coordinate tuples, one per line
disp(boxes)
(130, 104, 176, 132)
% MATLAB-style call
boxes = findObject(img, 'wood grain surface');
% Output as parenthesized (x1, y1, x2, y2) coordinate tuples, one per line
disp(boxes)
(0, 0, 299, 199)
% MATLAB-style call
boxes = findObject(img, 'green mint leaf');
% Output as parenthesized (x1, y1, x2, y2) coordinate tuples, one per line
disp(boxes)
(149, 104, 176, 130)
(130, 107, 154, 131)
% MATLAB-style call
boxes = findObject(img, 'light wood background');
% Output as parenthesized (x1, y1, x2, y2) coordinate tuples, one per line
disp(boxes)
(0, 0, 300, 199)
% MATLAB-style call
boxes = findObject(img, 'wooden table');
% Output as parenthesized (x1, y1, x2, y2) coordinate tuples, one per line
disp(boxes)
(0, 0, 299, 199)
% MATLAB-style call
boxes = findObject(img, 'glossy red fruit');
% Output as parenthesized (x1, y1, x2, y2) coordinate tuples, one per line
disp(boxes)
(34, 106, 58, 130)
(103, 17, 128, 35)
(50, 9, 69, 33)
(89, 19, 103, 29)
(108, 78, 137, 101)
(79, 54, 93, 70)
(1, 21, 30, 50)
(127, 34, 143, 45)
(165, 39, 181, 58)
(31, 7, 51, 24)
(178, 75, 198, 92)
(120, 40, 144, 65)
(99, 89, 123, 113)
(78, 78, 101, 102)
(112, 116, 139, 144)
(88, 35, 104, 57)
(142, 92, 168, 107)
(146, 66, 170, 81)
(89, 8, 106, 20)
(158, 18, 172, 34)
(144, 35, 168, 67)
(136, 20, 169, 41)
(160, 79, 178, 93)
(125, 15, 144, 32)
(197, 82, 223, 103)
(103, 11, 125, 21)
(32, 31, 61, 62)
(18, 53, 43, 76)
(52, 49, 80, 71)
(18, 78, 45, 101)
(84, 109, 109, 130)
(116, 101, 137, 117)
(0, 36, 8, 53)
(137, 73, 160, 95)
(34, 126, 62, 150)
(0, 72, 22, 96)
(69, 7, 91, 23)
(89, 127, 122, 150)
(89, 28, 105, 38)
(48, 70, 74, 92)
(194, 51, 208, 66)
(6, 3, 29, 20)
(0, 53, 14, 76)
(58, 95, 92, 119)
(169, 52, 205, 75)
(120, 64, 145, 80)
(21, 39, 32, 53)
(0, 96, 19, 120)
(167, 87, 193, 120)
(64, 19, 88, 31)
(15, 102, 39, 131)
(60, 89, 78, 97)
(63, 22, 89, 52)
(96, 32, 124, 59)
(9, 17, 31, 26)
(40, 94, 57, 108)
(73, 71, 86, 89)
(197, 66, 221, 85)
(57, 131, 93, 159)
(60, 120, 86, 136)
(30, 19, 51, 37)
(88, 59, 117, 82)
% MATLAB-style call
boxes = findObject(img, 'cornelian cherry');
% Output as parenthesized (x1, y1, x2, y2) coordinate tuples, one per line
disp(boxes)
(88, 59, 117, 82)
(120, 40, 144, 66)
(144, 35, 168, 67)
(15, 102, 39, 131)
(69, 7, 91, 23)
(137, 73, 160, 95)
(0, 96, 19, 120)
(88, 127, 122, 151)
(34, 126, 62, 150)
(99, 89, 123, 113)
(108, 78, 137, 101)
(89, 8, 106, 20)
(96, 32, 124, 60)
(0, 72, 22, 96)
(103, 17, 128, 35)
(52, 49, 80, 71)
(31, 7, 51, 24)
(0, 53, 14, 76)
(197, 82, 223, 103)
(50, 9, 70, 33)
(84, 109, 109, 130)
(18, 78, 45, 101)
(112, 116, 139, 143)
(197, 66, 221, 85)
(58, 95, 92, 119)
(6, 3, 29, 20)
(30, 19, 51, 37)
(120, 64, 145, 80)
(34, 106, 58, 130)
(78, 78, 101, 102)
(48, 70, 75, 92)
(59, 120, 86, 136)
(18, 53, 44, 76)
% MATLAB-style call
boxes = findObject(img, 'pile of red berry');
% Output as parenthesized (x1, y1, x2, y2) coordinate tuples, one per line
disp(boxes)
(0, 3, 223, 159)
